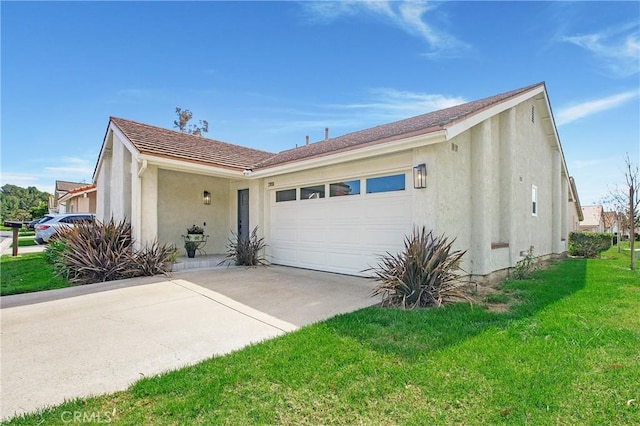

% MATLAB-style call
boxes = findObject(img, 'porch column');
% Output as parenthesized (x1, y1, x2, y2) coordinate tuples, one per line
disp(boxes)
(552, 150, 562, 254)
(139, 165, 158, 247)
(470, 119, 492, 276)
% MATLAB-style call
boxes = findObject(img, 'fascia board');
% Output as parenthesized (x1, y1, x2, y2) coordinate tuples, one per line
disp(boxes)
(58, 188, 97, 204)
(111, 124, 141, 161)
(137, 154, 247, 179)
(251, 131, 446, 178)
(445, 85, 546, 140)
(92, 122, 141, 184)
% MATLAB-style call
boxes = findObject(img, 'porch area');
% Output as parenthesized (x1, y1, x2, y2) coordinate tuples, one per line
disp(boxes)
(171, 254, 235, 272)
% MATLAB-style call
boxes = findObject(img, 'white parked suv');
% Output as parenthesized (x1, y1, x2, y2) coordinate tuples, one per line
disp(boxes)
(34, 213, 96, 244)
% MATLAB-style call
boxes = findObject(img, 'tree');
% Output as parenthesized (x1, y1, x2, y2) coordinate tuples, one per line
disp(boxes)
(0, 184, 50, 222)
(606, 154, 639, 270)
(173, 107, 209, 136)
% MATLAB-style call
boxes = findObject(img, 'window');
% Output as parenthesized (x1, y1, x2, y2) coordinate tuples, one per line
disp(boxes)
(531, 185, 538, 216)
(330, 180, 360, 197)
(276, 189, 296, 202)
(300, 185, 325, 199)
(366, 174, 405, 193)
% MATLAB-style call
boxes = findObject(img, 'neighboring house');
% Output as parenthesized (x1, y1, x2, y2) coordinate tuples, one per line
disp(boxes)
(93, 82, 581, 280)
(603, 211, 618, 234)
(579, 205, 605, 233)
(569, 177, 584, 232)
(49, 180, 89, 214)
(56, 184, 97, 214)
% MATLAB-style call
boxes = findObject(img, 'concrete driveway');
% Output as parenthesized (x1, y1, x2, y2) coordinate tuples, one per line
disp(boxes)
(0, 266, 378, 420)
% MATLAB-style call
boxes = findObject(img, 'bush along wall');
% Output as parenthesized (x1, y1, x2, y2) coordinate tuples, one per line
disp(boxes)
(568, 232, 612, 258)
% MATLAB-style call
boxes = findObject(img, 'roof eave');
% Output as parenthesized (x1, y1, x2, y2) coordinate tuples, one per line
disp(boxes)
(251, 130, 447, 178)
(137, 154, 249, 179)
(445, 84, 546, 140)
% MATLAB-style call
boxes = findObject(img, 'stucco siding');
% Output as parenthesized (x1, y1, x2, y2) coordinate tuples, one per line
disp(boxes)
(425, 131, 472, 272)
(157, 169, 231, 254)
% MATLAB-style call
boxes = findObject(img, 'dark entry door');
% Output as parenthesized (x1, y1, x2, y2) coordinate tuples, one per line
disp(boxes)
(237, 189, 249, 241)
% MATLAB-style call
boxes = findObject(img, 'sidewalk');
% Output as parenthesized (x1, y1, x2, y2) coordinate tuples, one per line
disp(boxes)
(1, 236, 45, 256)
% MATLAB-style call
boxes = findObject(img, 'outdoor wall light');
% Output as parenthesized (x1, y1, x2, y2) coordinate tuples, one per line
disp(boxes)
(203, 190, 211, 205)
(413, 163, 427, 189)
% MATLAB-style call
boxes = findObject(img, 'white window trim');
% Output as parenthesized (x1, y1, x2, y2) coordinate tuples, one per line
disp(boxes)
(531, 185, 538, 217)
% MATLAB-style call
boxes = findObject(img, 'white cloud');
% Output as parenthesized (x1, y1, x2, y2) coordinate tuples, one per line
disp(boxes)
(44, 157, 95, 177)
(301, 1, 468, 57)
(1, 157, 94, 194)
(259, 88, 467, 144)
(340, 87, 467, 117)
(562, 23, 640, 77)
(556, 90, 639, 126)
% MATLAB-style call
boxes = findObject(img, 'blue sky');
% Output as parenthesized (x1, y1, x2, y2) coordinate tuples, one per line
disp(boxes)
(1, 1, 638, 205)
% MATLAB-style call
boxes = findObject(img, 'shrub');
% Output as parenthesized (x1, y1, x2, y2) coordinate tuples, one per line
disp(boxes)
(368, 227, 468, 309)
(132, 241, 177, 276)
(512, 246, 536, 280)
(568, 232, 612, 258)
(43, 238, 71, 280)
(53, 219, 174, 285)
(221, 226, 267, 266)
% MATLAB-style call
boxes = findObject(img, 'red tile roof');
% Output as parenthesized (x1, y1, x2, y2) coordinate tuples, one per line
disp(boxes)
(110, 117, 275, 170)
(108, 82, 544, 171)
(66, 184, 96, 195)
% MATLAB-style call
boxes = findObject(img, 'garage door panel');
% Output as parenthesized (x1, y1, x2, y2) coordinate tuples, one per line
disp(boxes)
(269, 190, 412, 275)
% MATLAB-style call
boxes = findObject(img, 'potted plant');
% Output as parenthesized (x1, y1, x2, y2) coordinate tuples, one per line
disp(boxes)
(163, 245, 179, 271)
(184, 240, 199, 258)
(185, 224, 204, 241)
(183, 224, 206, 258)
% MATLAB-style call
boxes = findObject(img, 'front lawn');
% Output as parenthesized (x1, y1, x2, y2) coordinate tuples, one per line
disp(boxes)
(5, 248, 639, 425)
(0, 253, 69, 296)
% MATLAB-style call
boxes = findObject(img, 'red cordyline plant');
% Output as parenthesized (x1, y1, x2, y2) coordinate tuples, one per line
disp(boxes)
(368, 227, 469, 309)
(48, 218, 175, 285)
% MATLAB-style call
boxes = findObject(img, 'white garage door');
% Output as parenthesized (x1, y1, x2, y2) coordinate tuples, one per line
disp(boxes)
(268, 176, 413, 276)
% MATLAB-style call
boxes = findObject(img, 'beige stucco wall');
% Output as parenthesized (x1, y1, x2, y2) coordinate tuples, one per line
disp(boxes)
(157, 169, 231, 253)
(425, 99, 566, 276)
(67, 192, 96, 213)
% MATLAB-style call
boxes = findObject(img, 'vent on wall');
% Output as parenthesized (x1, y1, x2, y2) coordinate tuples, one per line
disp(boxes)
(531, 105, 535, 123)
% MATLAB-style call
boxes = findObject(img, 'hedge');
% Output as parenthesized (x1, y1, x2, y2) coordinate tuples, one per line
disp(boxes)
(568, 232, 612, 258)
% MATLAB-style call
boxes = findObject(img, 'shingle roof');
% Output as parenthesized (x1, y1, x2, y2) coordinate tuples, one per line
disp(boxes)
(110, 117, 275, 170)
(107, 82, 544, 172)
(256, 82, 544, 169)
(56, 180, 87, 193)
(580, 205, 604, 227)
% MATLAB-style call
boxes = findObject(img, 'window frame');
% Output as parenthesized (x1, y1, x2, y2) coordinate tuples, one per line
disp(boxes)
(365, 173, 406, 194)
(531, 185, 538, 216)
(329, 180, 361, 197)
(300, 184, 325, 200)
(275, 188, 297, 203)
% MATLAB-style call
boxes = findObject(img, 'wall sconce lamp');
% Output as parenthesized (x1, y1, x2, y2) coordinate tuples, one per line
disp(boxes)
(413, 163, 427, 189)
(203, 190, 211, 205)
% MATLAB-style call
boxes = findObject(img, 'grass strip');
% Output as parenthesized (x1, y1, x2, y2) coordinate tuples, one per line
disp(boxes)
(1, 253, 69, 296)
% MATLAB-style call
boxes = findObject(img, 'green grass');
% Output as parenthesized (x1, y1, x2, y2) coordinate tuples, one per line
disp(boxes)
(4, 248, 639, 425)
(0, 253, 69, 296)
(11, 238, 38, 247)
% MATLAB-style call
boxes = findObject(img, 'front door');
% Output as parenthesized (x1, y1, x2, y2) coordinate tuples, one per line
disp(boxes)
(237, 189, 249, 241)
